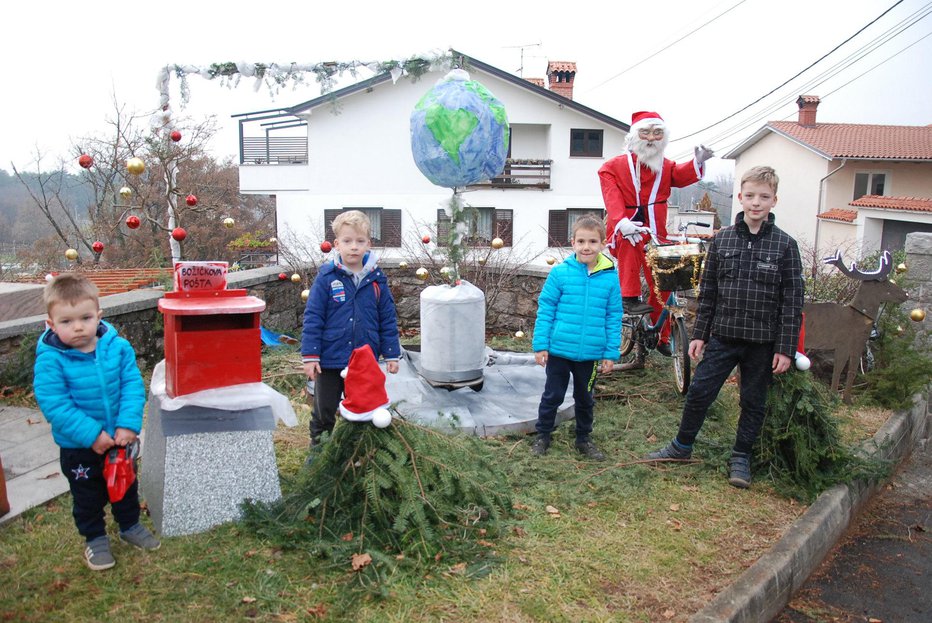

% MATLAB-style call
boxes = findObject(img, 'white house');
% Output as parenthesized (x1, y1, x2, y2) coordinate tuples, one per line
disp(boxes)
(235, 52, 636, 263)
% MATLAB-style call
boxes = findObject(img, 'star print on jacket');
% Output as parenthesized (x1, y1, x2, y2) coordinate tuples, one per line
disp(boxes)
(71, 464, 91, 480)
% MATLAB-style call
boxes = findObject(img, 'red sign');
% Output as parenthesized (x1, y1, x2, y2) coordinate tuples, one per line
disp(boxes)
(173, 261, 228, 293)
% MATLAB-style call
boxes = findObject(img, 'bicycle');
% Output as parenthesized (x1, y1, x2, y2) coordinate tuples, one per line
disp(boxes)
(616, 221, 711, 395)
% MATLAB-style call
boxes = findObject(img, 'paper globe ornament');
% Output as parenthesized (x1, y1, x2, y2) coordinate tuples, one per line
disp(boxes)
(416, 267, 429, 281)
(125, 215, 141, 229)
(171, 227, 187, 241)
(185, 194, 198, 207)
(78, 154, 93, 169)
(546, 256, 556, 265)
(126, 157, 145, 175)
(422, 234, 431, 244)
(410, 69, 509, 188)
(290, 273, 302, 284)
(491, 237, 504, 249)
(222, 217, 235, 228)
(170, 130, 182, 142)
(911, 308, 926, 322)
(119, 186, 132, 199)
(301, 289, 310, 302)
(92, 241, 104, 253)
(398, 260, 409, 269)
(794, 354, 811, 371)
(515, 330, 525, 339)
(371, 407, 392, 429)
(65, 248, 79, 261)
(320, 240, 333, 253)
(278, 272, 287, 280)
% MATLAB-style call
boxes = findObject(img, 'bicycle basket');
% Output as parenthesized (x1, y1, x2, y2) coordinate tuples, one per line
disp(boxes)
(646, 242, 705, 292)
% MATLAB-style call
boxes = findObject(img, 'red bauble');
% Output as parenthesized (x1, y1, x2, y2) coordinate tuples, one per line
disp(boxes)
(320, 241, 332, 253)
(78, 154, 93, 169)
(125, 215, 141, 229)
(92, 241, 104, 253)
(185, 194, 198, 207)
(278, 272, 288, 281)
(171, 227, 187, 242)
(422, 234, 431, 244)
(170, 130, 182, 142)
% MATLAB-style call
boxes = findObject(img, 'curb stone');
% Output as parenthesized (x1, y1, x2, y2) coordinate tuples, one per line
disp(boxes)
(690, 387, 930, 623)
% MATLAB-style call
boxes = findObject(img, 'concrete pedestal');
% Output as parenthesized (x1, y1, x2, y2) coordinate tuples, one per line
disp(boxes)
(139, 397, 281, 537)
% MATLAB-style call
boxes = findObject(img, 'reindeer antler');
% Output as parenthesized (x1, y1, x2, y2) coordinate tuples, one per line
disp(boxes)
(825, 250, 892, 281)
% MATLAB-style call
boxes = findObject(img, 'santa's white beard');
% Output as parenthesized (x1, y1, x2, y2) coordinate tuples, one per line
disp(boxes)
(628, 137, 667, 173)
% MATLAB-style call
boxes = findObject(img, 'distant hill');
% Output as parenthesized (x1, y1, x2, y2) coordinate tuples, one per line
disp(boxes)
(0, 168, 94, 244)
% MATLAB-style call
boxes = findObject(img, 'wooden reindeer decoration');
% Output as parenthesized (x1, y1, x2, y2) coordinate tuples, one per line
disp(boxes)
(802, 250, 907, 403)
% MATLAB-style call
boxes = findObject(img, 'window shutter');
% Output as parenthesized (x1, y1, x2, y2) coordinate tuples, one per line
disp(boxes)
(324, 209, 341, 243)
(436, 209, 451, 247)
(548, 210, 568, 247)
(495, 209, 513, 246)
(382, 209, 402, 247)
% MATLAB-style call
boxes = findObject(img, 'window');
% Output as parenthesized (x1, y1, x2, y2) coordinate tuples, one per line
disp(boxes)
(436, 208, 513, 247)
(853, 172, 887, 200)
(570, 129, 603, 157)
(548, 209, 606, 247)
(324, 208, 402, 247)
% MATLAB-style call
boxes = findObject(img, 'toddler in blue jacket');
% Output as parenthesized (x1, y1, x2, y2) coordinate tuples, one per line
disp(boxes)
(301, 210, 401, 445)
(33, 274, 159, 571)
(531, 214, 623, 460)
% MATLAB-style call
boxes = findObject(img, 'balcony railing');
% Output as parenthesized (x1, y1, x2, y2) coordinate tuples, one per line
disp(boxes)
(468, 159, 552, 190)
(240, 137, 308, 165)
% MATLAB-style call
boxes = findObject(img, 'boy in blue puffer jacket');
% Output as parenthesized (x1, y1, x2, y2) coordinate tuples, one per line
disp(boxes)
(33, 274, 158, 571)
(531, 214, 623, 460)
(301, 210, 401, 445)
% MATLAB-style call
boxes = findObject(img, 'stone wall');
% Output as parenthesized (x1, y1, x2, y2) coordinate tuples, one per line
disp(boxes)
(905, 232, 931, 351)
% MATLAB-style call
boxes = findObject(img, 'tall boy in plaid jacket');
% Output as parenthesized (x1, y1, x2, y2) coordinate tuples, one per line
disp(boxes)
(645, 166, 803, 488)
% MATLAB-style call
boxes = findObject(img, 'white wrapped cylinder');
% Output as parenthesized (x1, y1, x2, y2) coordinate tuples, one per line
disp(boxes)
(419, 280, 486, 383)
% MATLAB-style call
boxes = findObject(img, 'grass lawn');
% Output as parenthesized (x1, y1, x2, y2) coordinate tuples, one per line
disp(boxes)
(0, 344, 888, 623)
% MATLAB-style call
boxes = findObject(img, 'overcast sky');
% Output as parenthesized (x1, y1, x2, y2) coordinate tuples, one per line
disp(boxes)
(3, 0, 929, 179)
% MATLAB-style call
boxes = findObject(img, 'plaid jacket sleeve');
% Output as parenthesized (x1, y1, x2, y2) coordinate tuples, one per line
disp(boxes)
(775, 238, 804, 357)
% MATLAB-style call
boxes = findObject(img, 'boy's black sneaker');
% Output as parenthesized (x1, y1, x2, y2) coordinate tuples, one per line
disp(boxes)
(728, 452, 752, 489)
(530, 435, 551, 456)
(575, 439, 606, 461)
(645, 440, 693, 461)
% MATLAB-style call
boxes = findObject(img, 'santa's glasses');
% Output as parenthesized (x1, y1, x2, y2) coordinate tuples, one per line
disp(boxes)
(637, 127, 665, 139)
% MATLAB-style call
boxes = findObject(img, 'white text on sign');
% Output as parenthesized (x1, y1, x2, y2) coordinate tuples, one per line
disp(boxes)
(173, 261, 229, 292)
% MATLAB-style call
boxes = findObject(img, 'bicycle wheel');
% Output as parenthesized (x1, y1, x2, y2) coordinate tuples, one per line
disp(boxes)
(671, 316, 691, 395)
(620, 318, 636, 357)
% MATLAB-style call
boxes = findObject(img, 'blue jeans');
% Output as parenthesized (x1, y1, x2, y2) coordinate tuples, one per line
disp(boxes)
(536, 355, 599, 440)
(675, 336, 774, 454)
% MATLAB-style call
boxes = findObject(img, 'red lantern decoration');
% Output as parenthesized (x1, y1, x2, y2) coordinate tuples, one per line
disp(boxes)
(171, 227, 187, 241)
(78, 154, 93, 169)
(278, 272, 288, 281)
(92, 241, 104, 253)
(170, 130, 182, 142)
(320, 241, 332, 253)
(125, 215, 141, 229)
(185, 194, 198, 207)
(422, 234, 431, 244)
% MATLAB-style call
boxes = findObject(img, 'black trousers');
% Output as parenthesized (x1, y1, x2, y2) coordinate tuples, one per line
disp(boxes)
(535, 355, 599, 440)
(310, 368, 345, 442)
(60, 447, 140, 541)
(675, 336, 775, 455)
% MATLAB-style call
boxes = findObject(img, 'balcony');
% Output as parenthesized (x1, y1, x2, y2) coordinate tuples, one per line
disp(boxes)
(240, 136, 308, 165)
(468, 159, 552, 190)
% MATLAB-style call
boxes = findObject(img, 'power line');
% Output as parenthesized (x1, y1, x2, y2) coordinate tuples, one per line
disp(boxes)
(672, 0, 908, 142)
(584, 0, 749, 93)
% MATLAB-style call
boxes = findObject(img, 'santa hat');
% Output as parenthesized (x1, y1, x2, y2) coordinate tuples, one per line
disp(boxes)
(630, 110, 665, 132)
(339, 344, 391, 422)
(795, 312, 811, 371)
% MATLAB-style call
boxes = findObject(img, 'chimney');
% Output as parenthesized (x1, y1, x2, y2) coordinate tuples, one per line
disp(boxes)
(546, 61, 577, 100)
(797, 95, 820, 127)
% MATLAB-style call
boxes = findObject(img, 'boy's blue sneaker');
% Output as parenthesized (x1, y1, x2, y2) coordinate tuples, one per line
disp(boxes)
(728, 452, 752, 489)
(84, 536, 115, 571)
(120, 523, 161, 551)
(645, 439, 692, 461)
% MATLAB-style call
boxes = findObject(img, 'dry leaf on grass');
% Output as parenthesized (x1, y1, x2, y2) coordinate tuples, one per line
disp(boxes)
(306, 604, 327, 618)
(477, 540, 495, 547)
(662, 608, 676, 619)
(513, 502, 530, 511)
(351, 552, 372, 571)
(545, 505, 560, 515)
(340, 532, 354, 541)
(447, 562, 467, 575)
(242, 596, 257, 604)
(513, 526, 527, 537)
(669, 504, 680, 512)
(666, 519, 683, 531)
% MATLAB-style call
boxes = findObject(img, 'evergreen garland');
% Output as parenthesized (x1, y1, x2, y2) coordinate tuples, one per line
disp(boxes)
(242, 415, 511, 565)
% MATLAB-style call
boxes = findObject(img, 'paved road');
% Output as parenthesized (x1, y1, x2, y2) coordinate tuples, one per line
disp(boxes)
(776, 437, 931, 623)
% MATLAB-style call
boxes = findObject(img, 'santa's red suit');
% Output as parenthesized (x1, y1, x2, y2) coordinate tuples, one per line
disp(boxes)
(598, 111, 705, 344)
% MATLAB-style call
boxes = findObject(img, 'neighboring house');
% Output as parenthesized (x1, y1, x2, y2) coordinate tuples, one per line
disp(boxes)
(234, 52, 633, 263)
(724, 95, 932, 259)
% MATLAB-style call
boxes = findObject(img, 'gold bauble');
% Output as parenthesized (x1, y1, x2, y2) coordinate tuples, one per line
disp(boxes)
(415, 267, 429, 281)
(491, 237, 504, 250)
(301, 289, 310, 302)
(546, 256, 556, 265)
(119, 186, 132, 199)
(895, 263, 907, 274)
(515, 330, 525, 339)
(64, 248, 79, 261)
(910, 308, 926, 322)
(290, 273, 302, 284)
(398, 260, 409, 269)
(126, 157, 145, 175)
(223, 217, 235, 228)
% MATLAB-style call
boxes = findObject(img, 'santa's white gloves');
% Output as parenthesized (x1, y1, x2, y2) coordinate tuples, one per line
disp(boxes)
(614, 217, 651, 246)
(694, 144, 714, 166)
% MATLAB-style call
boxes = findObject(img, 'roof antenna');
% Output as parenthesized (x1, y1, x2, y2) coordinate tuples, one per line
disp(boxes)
(504, 42, 542, 77)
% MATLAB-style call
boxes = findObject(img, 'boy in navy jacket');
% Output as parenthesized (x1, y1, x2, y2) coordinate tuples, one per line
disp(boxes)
(301, 210, 401, 444)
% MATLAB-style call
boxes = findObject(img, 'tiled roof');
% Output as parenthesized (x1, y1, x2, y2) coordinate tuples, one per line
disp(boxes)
(23, 268, 170, 297)
(817, 208, 858, 222)
(768, 121, 932, 159)
(850, 195, 932, 213)
(525, 77, 545, 88)
(547, 61, 577, 73)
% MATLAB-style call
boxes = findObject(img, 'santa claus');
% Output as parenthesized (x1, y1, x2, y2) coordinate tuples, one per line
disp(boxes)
(598, 111, 713, 354)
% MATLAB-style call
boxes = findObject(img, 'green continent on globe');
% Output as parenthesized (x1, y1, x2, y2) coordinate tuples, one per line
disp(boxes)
(424, 104, 479, 165)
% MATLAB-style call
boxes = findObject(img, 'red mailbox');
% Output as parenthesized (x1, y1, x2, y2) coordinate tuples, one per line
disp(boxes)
(158, 262, 266, 397)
